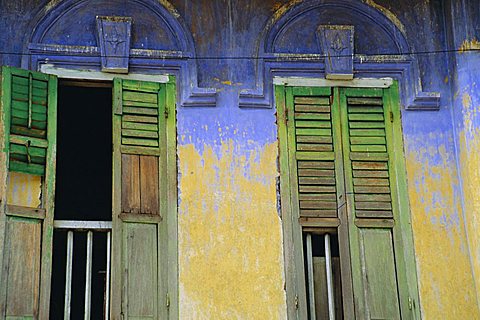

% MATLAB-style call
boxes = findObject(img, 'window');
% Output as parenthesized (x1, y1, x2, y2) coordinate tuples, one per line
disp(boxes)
(0, 67, 178, 319)
(276, 84, 420, 319)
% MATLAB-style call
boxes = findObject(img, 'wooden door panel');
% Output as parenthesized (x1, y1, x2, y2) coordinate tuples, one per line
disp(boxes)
(4, 218, 42, 318)
(360, 228, 401, 320)
(123, 223, 158, 319)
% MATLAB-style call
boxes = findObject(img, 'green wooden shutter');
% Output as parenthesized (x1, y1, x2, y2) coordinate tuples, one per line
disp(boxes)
(277, 83, 419, 320)
(291, 87, 337, 221)
(0, 66, 57, 318)
(340, 87, 415, 320)
(281, 86, 355, 319)
(111, 78, 174, 320)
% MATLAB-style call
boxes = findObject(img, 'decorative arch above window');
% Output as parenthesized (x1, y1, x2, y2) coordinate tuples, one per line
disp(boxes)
(21, 0, 217, 107)
(239, 0, 440, 110)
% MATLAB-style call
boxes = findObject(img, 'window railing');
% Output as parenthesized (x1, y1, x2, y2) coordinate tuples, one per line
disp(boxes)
(53, 220, 112, 320)
(305, 233, 336, 320)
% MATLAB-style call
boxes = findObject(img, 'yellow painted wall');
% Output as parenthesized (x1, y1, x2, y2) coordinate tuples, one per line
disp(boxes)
(404, 133, 480, 319)
(177, 141, 287, 319)
(6, 172, 42, 207)
(458, 91, 480, 307)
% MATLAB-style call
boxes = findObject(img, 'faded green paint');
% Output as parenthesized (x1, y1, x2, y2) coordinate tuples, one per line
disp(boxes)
(276, 83, 420, 319)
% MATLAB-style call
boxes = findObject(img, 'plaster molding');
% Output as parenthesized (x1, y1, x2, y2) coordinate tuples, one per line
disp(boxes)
(273, 76, 393, 88)
(22, 0, 217, 108)
(239, 0, 440, 111)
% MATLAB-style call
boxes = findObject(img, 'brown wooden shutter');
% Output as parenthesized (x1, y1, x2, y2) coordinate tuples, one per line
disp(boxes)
(0, 66, 57, 318)
(111, 78, 167, 320)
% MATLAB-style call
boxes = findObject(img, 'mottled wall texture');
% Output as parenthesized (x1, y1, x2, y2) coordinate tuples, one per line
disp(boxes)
(0, 0, 479, 319)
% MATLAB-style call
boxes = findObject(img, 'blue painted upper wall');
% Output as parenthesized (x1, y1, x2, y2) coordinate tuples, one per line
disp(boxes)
(0, 0, 476, 142)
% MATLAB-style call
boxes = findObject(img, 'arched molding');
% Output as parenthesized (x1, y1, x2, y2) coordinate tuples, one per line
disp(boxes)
(239, 0, 440, 110)
(22, 0, 217, 107)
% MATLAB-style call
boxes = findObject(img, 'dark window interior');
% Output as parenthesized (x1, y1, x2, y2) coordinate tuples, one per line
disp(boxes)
(50, 84, 112, 319)
(54, 84, 112, 221)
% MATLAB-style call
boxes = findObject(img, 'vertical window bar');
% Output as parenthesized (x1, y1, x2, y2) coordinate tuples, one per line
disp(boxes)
(306, 233, 316, 320)
(84, 231, 93, 320)
(28, 73, 33, 129)
(105, 231, 111, 319)
(64, 230, 74, 320)
(325, 233, 335, 320)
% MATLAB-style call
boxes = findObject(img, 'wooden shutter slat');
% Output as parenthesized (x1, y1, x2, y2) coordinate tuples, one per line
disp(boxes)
(347, 97, 383, 105)
(123, 115, 158, 124)
(300, 209, 337, 217)
(347, 106, 383, 113)
(297, 144, 333, 151)
(123, 107, 158, 116)
(354, 186, 391, 194)
(122, 122, 158, 131)
(122, 100, 158, 108)
(295, 105, 331, 113)
(123, 91, 158, 104)
(353, 178, 390, 186)
(298, 161, 334, 169)
(298, 169, 335, 177)
(350, 137, 386, 145)
(295, 120, 331, 128)
(296, 151, 335, 161)
(350, 145, 387, 152)
(299, 193, 337, 201)
(12, 75, 48, 88)
(294, 97, 330, 105)
(296, 136, 332, 144)
(122, 129, 159, 139)
(354, 194, 391, 202)
(294, 113, 331, 120)
(122, 138, 159, 147)
(352, 161, 388, 170)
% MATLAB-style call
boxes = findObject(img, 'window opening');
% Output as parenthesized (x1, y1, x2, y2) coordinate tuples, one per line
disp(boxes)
(50, 84, 112, 319)
(303, 232, 343, 320)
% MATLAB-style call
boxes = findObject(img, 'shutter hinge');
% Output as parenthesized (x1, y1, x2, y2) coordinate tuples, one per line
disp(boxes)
(164, 107, 169, 119)
(166, 293, 170, 308)
(408, 297, 413, 310)
(390, 111, 394, 123)
(294, 294, 299, 309)
(329, 94, 333, 105)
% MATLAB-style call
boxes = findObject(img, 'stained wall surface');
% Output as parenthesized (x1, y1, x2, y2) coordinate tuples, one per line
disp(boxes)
(0, 0, 479, 319)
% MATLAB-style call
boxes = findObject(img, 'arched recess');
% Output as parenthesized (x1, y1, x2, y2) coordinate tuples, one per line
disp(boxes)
(239, 0, 440, 110)
(22, 0, 216, 107)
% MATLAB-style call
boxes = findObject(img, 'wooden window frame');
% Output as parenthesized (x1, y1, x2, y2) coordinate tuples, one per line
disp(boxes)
(0, 68, 179, 319)
(275, 80, 421, 320)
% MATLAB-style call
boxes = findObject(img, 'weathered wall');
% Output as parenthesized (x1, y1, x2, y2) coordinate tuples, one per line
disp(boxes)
(0, 0, 479, 318)
(449, 0, 480, 310)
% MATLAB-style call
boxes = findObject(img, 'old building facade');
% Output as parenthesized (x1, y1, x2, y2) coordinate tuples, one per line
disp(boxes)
(0, 0, 479, 319)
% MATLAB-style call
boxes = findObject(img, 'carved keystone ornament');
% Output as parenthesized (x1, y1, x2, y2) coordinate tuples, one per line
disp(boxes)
(96, 16, 133, 73)
(317, 25, 354, 80)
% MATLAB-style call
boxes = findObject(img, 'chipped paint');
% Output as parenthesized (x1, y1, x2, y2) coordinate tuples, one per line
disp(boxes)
(404, 133, 480, 319)
(178, 141, 286, 320)
(363, 0, 407, 35)
(6, 172, 42, 208)
(457, 89, 480, 305)
(459, 38, 480, 52)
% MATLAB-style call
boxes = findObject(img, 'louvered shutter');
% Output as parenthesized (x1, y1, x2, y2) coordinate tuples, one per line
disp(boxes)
(340, 87, 411, 320)
(292, 88, 338, 220)
(111, 78, 171, 320)
(282, 86, 354, 319)
(0, 66, 57, 318)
